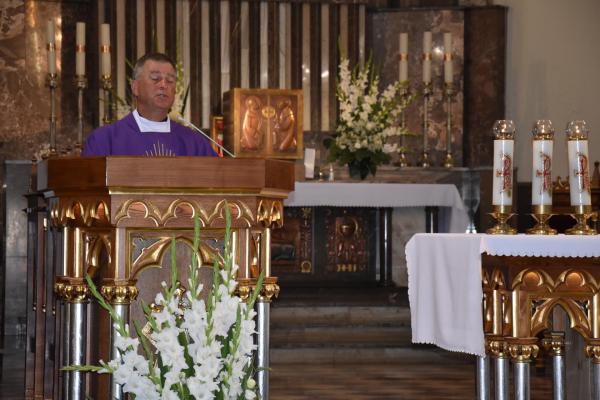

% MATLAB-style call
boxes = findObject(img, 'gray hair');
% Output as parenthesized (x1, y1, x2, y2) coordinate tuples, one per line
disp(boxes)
(132, 52, 176, 80)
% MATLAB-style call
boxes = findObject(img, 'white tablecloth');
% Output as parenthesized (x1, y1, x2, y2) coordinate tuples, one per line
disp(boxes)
(285, 182, 470, 233)
(406, 233, 600, 356)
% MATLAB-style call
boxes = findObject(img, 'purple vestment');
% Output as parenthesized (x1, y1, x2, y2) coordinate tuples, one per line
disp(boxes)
(82, 113, 217, 157)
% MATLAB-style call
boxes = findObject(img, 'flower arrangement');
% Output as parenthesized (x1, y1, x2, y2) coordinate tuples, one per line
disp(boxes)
(66, 208, 261, 400)
(324, 57, 411, 179)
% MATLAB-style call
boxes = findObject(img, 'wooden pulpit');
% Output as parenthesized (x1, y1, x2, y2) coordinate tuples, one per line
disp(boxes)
(27, 157, 294, 400)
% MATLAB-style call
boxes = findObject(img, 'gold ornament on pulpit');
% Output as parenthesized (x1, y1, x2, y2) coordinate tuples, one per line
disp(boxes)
(488, 120, 517, 234)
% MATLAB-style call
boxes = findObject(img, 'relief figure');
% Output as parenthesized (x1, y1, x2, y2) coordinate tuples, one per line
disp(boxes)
(241, 96, 263, 150)
(274, 99, 296, 151)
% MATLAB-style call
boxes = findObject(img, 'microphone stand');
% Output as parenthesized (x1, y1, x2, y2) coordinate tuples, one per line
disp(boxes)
(177, 116, 236, 158)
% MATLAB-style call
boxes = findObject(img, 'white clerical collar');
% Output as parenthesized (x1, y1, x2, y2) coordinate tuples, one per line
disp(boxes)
(133, 109, 171, 133)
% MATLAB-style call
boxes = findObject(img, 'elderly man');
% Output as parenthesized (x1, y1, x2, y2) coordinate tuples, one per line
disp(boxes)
(82, 53, 216, 157)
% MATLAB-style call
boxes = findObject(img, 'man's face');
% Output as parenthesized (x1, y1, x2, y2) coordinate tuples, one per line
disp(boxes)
(131, 60, 176, 120)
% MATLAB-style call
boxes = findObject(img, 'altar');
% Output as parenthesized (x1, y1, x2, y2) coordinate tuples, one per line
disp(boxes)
(281, 182, 470, 286)
(407, 233, 600, 399)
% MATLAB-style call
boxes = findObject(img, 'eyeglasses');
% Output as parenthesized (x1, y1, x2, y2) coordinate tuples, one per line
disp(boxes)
(148, 72, 176, 85)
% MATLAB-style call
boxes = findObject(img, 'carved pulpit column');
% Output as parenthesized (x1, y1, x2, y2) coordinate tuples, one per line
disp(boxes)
(100, 281, 138, 400)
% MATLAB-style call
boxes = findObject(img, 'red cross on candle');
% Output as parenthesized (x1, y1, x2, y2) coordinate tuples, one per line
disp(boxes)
(535, 152, 552, 195)
(496, 154, 512, 194)
(575, 152, 591, 193)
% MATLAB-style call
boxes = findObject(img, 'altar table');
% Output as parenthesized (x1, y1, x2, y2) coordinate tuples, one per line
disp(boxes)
(406, 233, 600, 400)
(286, 182, 470, 285)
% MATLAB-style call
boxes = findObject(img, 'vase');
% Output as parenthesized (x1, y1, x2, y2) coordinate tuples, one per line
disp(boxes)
(347, 158, 376, 180)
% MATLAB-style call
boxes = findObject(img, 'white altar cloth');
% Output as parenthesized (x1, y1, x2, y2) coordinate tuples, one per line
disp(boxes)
(285, 182, 470, 233)
(406, 233, 600, 357)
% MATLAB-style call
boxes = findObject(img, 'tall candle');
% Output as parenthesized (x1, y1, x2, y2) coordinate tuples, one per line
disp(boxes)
(46, 20, 56, 75)
(422, 31, 432, 83)
(76, 22, 86, 76)
(531, 120, 554, 206)
(531, 141, 553, 206)
(492, 120, 515, 207)
(100, 23, 111, 76)
(566, 120, 592, 207)
(443, 32, 453, 84)
(399, 33, 408, 82)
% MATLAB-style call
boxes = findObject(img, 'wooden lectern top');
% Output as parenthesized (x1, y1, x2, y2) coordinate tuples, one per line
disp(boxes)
(37, 156, 295, 195)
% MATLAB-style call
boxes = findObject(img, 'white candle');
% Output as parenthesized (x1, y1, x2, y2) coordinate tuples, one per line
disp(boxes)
(567, 139, 592, 207)
(443, 32, 453, 84)
(76, 22, 85, 76)
(531, 140, 553, 206)
(100, 23, 111, 76)
(422, 31, 432, 83)
(46, 20, 56, 75)
(492, 139, 514, 206)
(399, 33, 408, 82)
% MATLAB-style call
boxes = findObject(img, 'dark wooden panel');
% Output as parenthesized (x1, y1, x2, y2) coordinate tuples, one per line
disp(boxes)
(145, 0, 156, 52)
(164, 0, 177, 60)
(229, 0, 242, 89)
(189, 0, 201, 125)
(125, 0, 137, 104)
(463, 6, 506, 168)
(290, 2, 303, 90)
(248, 1, 261, 88)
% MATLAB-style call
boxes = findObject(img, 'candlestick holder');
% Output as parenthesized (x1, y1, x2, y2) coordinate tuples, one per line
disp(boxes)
(566, 205, 597, 235)
(74, 75, 88, 153)
(420, 82, 433, 168)
(397, 82, 411, 167)
(487, 205, 517, 235)
(527, 205, 556, 235)
(46, 73, 58, 157)
(101, 74, 113, 125)
(443, 82, 455, 168)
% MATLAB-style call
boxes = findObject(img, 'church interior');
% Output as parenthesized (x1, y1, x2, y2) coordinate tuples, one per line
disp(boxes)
(2, 0, 600, 399)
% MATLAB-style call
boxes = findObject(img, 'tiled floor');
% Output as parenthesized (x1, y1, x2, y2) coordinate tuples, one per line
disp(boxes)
(1, 344, 554, 399)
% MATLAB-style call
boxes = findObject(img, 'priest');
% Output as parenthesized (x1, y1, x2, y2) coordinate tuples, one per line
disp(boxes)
(82, 53, 217, 157)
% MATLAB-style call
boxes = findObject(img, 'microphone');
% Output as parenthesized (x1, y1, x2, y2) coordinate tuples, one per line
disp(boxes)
(176, 115, 236, 158)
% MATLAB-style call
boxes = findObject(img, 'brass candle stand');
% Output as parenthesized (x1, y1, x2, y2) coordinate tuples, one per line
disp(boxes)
(443, 82, 455, 168)
(101, 74, 113, 125)
(566, 205, 597, 235)
(398, 82, 410, 167)
(420, 82, 433, 168)
(75, 75, 88, 153)
(527, 205, 556, 235)
(487, 205, 517, 235)
(47, 73, 58, 157)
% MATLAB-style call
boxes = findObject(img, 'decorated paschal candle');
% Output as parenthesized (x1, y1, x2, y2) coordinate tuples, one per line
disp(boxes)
(531, 120, 554, 206)
(566, 120, 592, 208)
(492, 120, 515, 207)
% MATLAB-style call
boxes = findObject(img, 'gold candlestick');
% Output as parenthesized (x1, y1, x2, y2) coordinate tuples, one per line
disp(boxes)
(101, 74, 112, 125)
(398, 82, 410, 167)
(527, 204, 556, 235)
(420, 82, 433, 168)
(487, 205, 517, 235)
(443, 82, 455, 168)
(75, 75, 88, 153)
(47, 73, 58, 157)
(566, 205, 597, 235)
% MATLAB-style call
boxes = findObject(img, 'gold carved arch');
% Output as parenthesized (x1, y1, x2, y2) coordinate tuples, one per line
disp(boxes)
(114, 199, 255, 228)
(530, 298, 592, 338)
(131, 235, 223, 279)
(86, 233, 112, 278)
(50, 199, 110, 227)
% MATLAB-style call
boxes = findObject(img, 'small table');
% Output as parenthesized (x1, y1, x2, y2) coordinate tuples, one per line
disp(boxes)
(285, 182, 469, 285)
(406, 233, 600, 400)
